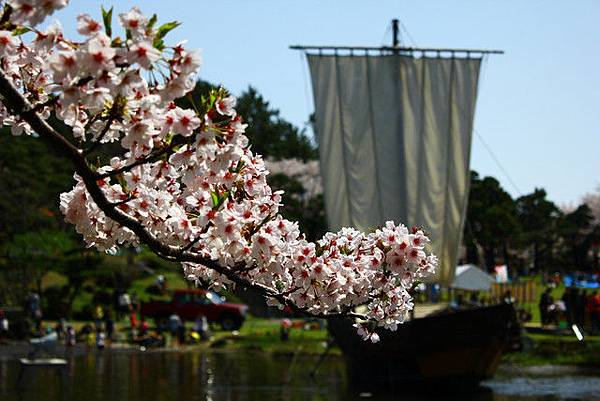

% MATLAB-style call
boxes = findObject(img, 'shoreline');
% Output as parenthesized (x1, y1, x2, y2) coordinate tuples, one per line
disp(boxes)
(2, 339, 600, 377)
(498, 363, 600, 376)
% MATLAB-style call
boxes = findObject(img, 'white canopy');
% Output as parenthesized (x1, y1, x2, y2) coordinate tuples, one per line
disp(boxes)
(451, 264, 494, 291)
(307, 55, 481, 285)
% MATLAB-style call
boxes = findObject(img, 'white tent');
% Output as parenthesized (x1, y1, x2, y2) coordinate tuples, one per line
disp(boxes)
(451, 264, 494, 291)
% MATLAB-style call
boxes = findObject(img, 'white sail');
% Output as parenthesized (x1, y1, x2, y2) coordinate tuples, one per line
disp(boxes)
(307, 55, 481, 285)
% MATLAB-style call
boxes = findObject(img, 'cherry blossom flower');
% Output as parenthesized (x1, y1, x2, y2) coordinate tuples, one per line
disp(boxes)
(126, 41, 161, 70)
(7, 0, 68, 26)
(216, 96, 236, 117)
(76, 13, 102, 36)
(81, 33, 116, 74)
(0, 31, 18, 57)
(118, 7, 148, 37)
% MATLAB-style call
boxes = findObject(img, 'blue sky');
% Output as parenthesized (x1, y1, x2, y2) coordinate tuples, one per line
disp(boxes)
(53, 1, 600, 205)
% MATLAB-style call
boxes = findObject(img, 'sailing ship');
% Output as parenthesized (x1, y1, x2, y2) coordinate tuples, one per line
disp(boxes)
(292, 20, 520, 387)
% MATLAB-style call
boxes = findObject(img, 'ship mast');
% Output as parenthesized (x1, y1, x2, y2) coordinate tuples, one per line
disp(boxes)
(392, 18, 400, 48)
(290, 20, 503, 57)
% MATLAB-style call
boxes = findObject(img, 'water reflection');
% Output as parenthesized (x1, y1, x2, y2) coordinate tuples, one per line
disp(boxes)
(0, 351, 598, 401)
(484, 376, 600, 400)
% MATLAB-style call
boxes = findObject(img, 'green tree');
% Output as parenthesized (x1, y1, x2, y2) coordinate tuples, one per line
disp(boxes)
(179, 82, 317, 161)
(0, 230, 73, 304)
(0, 131, 73, 243)
(559, 204, 598, 271)
(464, 171, 520, 269)
(516, 188, 561, 272)
(268, 173, 326, 241)
(236, 87, 317, 161)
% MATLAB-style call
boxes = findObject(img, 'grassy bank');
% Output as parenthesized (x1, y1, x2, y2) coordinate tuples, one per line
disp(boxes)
(203, 317, 334, 355)
(38, 316, 333, 356)
(229, 321, 600, 366)
(33, 314, 600, 369)
(211, 321, 600, 366)
(502, 332, 600, 367)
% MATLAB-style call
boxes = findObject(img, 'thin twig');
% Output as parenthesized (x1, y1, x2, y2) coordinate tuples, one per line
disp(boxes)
(84, 117, 114, 155)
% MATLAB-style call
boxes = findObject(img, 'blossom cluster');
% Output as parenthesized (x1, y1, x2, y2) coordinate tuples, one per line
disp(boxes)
(582, 186, 600, 226)
(0, 1, 437, 341)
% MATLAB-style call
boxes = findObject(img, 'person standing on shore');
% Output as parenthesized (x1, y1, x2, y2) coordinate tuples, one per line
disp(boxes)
(25, 292, 42, 334)
(169, 313, 182, 347)
(0, 310, 8, 344)
(118, 292, 132, 320)
(94, 305, 104, 331)
(193, 314, 210, 341)
(539, 288, 552, 326)
(589, 291, 600, 334)
(65, 325, 76, 347)
(130, 311, 138, 342)
(105, 311, 114, 342)
(562, 287, 579, 327)
(575, 289, 587, 329)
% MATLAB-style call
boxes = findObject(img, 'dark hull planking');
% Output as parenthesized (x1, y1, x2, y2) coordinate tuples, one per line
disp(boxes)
(328, 303, 520, 390)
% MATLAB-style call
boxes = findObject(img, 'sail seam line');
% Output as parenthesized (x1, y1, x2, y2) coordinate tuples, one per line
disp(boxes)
(364, 56, 385, 222)
(441, 58, 457, 282)
(334, 55, 354, 227)
(415, 59, 428, 227)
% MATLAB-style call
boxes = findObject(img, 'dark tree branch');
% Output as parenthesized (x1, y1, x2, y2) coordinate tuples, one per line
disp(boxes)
(95, 143, 174, 180)
(84, 117, 114, 155)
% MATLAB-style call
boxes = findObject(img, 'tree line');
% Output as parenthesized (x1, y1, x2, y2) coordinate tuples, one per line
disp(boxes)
(464, 172, 600, 274)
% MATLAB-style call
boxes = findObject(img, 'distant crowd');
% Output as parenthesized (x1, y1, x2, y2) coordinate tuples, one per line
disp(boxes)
(539, 286, 600, 333)
(0, 287, 212, 350)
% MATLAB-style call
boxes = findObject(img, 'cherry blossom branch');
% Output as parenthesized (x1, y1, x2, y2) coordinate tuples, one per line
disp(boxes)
(30, 95, 59, 113)
(95, 137, 188, 180)
(109, 195, 135, 207)
(0, 68, 367, 322)
(84, 117, 114, 155)
(0, 3, 437, 342)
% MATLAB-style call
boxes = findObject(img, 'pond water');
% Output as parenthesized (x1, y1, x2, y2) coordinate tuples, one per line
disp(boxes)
(1, 350, 599, 401)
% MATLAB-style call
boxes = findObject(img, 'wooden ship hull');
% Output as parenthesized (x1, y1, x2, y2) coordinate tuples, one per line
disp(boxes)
(328, 303, 520, 389)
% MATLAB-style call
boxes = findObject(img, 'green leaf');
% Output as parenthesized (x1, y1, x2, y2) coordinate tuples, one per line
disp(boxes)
(111, 37, 123, 48)
(11, 26, 29, 36)
(219, 191, 229, 206)
(148, 14, 158, 30)
(153, 39, 164, 51)
(210, 190, 230, 209)
(116, 173, 128, 192)
(153, 21, 180, 48)
(315, 244, 324, 257)
(210, 191, 219, 208)
(101, 6, 113, 37)
(234, 160, 245, 173)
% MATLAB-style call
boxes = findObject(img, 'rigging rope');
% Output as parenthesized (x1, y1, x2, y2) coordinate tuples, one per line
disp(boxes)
(399, 20, 418, 48)
(298, 51, 316, 142)
(474, 55, 523, 196)
(380, 22, 392, 47)
(474, 128, 522, 195)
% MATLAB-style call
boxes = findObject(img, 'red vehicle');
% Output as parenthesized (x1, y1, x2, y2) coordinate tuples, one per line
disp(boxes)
(141, 289, 248, 330)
